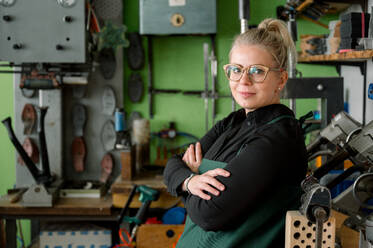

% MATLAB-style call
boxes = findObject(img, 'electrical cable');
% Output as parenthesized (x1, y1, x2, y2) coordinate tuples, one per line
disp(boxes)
(113, 227, 134, 248)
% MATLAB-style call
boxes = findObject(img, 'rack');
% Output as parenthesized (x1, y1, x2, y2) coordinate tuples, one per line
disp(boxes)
(298, 50, 373, 62)
(298, 50, 372, 125)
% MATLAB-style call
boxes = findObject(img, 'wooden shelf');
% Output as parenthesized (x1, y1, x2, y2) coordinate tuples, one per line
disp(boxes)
(298, 50, 373, 62)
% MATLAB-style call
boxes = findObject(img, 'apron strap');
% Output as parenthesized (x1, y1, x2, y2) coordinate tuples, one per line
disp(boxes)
(236, 115, 296, 156)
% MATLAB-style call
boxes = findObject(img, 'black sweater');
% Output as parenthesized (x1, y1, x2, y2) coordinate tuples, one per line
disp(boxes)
(164, 104, 308, 231)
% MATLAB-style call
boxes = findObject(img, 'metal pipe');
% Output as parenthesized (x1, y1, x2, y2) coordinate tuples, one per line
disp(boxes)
(203, 43, 210, 132)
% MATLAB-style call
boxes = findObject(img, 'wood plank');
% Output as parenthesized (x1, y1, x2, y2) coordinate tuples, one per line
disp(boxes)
(111, 173, 167, 194)
(0, 194, 112, 216)
(112, 191, 181, 209)
(298, 50, 373, 62)
(111, 174, 181, 208)
(137, 224, 184, 248)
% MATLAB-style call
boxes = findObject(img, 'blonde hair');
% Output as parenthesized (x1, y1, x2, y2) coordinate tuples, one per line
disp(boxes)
(230, 18, 296, 69)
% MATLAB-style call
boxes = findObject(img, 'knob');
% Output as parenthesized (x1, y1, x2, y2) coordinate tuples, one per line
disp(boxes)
(63, 16, 73, 23)
(56, 44, 64, 50)
(316, 84, 324, 91)
(13, 44, 22, 49)
(3, 15, 12, 22)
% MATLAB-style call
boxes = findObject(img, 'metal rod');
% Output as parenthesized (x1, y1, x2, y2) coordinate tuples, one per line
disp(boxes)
(147, 36, 154, 119)
(203, 43, 210, 132)
(210, 35, 217, 126)
(363, 61, 367, 125)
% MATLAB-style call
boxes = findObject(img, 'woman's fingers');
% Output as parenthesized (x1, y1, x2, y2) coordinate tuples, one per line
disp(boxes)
(188, 144, 196, 163)
(205, 168, 230, 178)
(201, 184, 220, 196)
(196, 191, 211, 200)
(195, 142, 202, 164)
(202, 175, 226, 191)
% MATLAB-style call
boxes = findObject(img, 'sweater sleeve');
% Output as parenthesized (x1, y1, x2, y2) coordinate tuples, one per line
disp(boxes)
(163, 117, 229, 197)
(184, 129, 307, 231)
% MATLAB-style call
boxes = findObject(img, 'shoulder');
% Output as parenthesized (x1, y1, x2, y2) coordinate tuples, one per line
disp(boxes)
(214, 108, 246, 133)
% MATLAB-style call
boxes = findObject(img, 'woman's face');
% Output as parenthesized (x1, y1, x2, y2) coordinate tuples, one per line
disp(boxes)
(229, 44, 288, 113)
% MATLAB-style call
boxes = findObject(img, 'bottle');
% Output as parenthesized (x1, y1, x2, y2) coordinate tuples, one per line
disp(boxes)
(115, 108, 131, 150)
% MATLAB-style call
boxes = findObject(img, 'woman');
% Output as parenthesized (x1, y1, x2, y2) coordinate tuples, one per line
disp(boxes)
(164, 18, 308, 247)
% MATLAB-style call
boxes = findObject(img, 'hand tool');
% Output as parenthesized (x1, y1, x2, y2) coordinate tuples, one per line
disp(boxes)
(117, 185, 160, 244)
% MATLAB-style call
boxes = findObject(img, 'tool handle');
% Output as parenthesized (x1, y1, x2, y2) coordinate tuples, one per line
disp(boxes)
(135, 200, 151, 224)
(2, 117, 42, 183)
(118, 184, 138, 224)
(306, 135, 328, 158)
(37, 107, 51, 180)
(313, 149, 350, 179)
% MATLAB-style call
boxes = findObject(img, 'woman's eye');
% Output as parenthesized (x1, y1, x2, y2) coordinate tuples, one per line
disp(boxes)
(250, 66, 264, 74)
(231, 67, 241, 73)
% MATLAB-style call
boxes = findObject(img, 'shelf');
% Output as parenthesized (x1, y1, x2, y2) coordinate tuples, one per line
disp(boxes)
(298, 50, 373, 62)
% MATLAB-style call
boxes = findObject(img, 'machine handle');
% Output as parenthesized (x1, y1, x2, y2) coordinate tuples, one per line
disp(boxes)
(2, 117, 42, 183)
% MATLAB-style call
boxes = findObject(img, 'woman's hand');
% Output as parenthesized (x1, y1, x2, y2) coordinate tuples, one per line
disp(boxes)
(182, 142, 202, 173)
(186, 168, 230, 200)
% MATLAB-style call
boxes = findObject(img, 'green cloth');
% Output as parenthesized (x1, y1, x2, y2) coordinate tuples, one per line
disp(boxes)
(176, 158, 302, 248)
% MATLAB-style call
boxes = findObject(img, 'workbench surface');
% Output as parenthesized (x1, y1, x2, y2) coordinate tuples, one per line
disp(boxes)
(111, 172, 181, 208)
(0, 194, 113, 217)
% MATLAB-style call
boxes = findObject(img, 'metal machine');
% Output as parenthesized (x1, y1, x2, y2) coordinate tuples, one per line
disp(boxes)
(303, 111, 373, 247)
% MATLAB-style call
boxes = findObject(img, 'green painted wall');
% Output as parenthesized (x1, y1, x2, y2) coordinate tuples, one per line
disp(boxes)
(0, 0, 340, 246)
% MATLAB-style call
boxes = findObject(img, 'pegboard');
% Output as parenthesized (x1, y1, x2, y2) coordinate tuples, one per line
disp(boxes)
(285, 210, 335, 248)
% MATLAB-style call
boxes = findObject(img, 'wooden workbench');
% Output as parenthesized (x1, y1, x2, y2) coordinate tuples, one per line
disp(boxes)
(0, 194, 113, 216)
(0, 194, 117, 248)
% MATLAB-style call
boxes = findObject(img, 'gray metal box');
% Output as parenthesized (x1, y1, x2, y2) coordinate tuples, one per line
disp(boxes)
(0, 0, 85, 63)
(139, 0, 216, 35)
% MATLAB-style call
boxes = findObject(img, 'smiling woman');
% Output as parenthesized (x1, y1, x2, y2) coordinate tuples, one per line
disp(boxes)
(164, 18, 308, 248)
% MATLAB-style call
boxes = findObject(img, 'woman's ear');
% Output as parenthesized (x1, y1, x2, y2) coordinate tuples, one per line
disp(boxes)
(279, 70, 288, 89)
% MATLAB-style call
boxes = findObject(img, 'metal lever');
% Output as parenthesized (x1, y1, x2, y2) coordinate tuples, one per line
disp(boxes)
(2, 107, 53, 185)
(36, 106, 51, 180)
(2, 117, 42, 183)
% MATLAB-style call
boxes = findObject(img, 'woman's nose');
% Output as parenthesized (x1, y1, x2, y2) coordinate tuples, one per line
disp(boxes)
(239, 70, 253, 85)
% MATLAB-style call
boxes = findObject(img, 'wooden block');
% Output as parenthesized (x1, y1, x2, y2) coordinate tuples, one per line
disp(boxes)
(121, 148, 135, 180)
(285, 210, 335, 248)
(331, 209, 349, 238)
(330, 209, 359, 247)
(340, 224, 359, 248)
(136, 224, 184, 248)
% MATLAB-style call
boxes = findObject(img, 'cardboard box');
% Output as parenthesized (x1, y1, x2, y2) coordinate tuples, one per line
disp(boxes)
(39, 223, 111, 248)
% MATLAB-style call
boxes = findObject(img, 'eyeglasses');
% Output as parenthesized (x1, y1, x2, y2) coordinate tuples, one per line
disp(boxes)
(223, 64, 283, 83)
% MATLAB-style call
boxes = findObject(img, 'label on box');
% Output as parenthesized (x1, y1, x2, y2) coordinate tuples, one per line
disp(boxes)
(169, 0, 186, 7)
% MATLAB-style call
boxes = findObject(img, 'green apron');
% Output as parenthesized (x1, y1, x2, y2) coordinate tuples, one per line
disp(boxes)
(176, 115, 302, 248)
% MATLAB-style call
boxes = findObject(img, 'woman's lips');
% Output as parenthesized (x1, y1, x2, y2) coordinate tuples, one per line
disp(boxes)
(238, 91, 255, 97)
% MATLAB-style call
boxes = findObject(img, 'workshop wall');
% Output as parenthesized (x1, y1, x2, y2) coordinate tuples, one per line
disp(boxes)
(122, 0, 338, 161)
(0, 1, 341, 193)
(0, 1, 340, 246)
